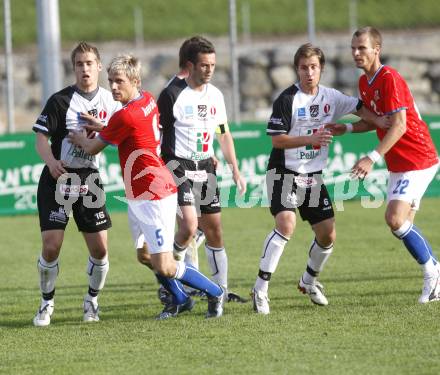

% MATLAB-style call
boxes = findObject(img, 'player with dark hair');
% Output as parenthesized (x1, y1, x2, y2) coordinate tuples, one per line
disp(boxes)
(69, 54, 226, 319)
(251, 43, 386, 314)
(332, 27, 439, 303)
(32, 42, 121, 326)
(157, 35, 246, 306)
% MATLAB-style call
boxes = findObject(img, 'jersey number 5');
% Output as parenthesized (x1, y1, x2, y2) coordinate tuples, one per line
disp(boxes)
(155, 228, 164, 247)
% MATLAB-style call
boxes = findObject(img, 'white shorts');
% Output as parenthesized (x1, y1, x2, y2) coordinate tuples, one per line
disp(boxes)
(127, 193, 177, 254)
(387, 163, 439, 210)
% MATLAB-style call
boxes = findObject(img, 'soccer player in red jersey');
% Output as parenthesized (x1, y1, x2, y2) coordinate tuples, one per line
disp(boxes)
(332, 26, 439, 303)
(69, 54, 226, 319)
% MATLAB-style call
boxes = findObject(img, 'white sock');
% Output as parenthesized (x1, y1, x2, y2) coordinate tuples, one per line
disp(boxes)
(87, 255, 109, 291)
(205, 245, 228, 290)
(255, 230, 289, 293)
(173, 241, 187, 262)
(302, 239, 333, 284)
(422, 257, 437, 275)
(37, 255, 59, 295)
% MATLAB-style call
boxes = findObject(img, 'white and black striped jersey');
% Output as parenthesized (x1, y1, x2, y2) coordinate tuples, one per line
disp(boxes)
(157, 77, 228, 161)
(32, 85, 120, 169)
(267, 83, 362, 173)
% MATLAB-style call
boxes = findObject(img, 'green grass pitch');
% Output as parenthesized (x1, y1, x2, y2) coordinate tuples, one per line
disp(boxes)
(1, 198, 440, 374)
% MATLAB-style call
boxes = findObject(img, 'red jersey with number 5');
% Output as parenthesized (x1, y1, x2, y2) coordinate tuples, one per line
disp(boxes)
(359, 65, 438, 172)
(99, 91, 177, 200)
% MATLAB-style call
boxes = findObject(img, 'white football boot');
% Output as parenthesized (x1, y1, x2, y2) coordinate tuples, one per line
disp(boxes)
(83, 296, 100, 322)
(419, 265, 440, 304)
(251, 288, 270, 315)
(298, 277, 328, 306)
(33, 300, 54, 327)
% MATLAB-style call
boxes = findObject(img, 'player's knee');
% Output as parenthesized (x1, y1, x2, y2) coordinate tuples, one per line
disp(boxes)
(276, 219, 295, 238)
(154, 264, 176, 279)
(320, 230, 336, 246)
(385, 211, 405, 231)
(137, 248, 152, 267)
(42, 241, 62, 261)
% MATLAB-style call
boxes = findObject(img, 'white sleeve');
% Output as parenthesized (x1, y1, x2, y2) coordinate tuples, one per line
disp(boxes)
(331, 88, 360, 120)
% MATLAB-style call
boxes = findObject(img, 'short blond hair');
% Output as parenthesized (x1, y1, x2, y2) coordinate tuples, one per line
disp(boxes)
(107, 54, 141, 87)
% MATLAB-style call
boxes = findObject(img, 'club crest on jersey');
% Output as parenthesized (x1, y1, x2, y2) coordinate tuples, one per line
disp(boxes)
(198, 105, 207, 119)
(88, 108, 98, 118)
(309, 104, 319, 118)
(210, 106, 216, 116)
(306, 128, 321, 150)
(185, 106, 194, 118)
(374, 90, 380, 101)
(324, 104, 330, 114)
(196, 131, 210, 152)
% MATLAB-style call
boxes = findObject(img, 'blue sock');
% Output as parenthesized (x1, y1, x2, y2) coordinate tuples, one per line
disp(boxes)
(175, 262, 222, 297)
(155, 273, 188, 305)
(393, 222, 434, 265)
(412, 225, 438, 262)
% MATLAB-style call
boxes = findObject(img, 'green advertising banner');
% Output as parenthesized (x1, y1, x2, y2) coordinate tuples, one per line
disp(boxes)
(1, 117, 440, 215)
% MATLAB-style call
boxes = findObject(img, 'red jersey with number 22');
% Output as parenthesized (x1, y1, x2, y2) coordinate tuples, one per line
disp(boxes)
(99, 91, 177, 200)
(359, 65, 438, 172)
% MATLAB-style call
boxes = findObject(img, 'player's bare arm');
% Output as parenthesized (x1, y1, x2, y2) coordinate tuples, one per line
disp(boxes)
(351, 110, 406, 179)
(325, 120, 376, 136)
(216, 131, 247, 195)
(35, 132, 67, 179)
(272, 128, 332, 149)
(68, 130, 107, 156)
(354, 105, 390, 130)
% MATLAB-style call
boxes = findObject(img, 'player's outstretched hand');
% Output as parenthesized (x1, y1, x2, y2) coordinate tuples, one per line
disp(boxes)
(80, 112, 105, 133)
(67, 128, 87, 147)
(324, 123, 348, 136)
(351, 156, 373, 180)
(375, 115, 392, 130)
(310, 127, 333, 147)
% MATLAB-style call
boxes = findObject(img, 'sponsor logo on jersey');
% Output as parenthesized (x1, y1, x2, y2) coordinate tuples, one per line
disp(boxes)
(38, 114, 48, 123)
(299, 149, 321, 160)
(198, 105, 207, 119)
(309, 104, 319, 118)
(141, 98, 157, 117)
(98, 110, 107, 121)
(306, 129, 321, 150)
(69, 144, 94, 161)
(59, 183, 89, 197)
(195, 131, 210, 153)
(298, 107, 306, 117)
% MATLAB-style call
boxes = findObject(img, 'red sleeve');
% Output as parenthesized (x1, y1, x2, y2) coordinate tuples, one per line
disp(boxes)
(381, 71, 407, 115)
(99, 109, 130, 146)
